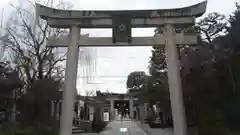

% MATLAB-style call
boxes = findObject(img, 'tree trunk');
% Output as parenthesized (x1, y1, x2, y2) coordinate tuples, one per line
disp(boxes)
(227, 61, 236, 93)
(11, 89, 16, 122)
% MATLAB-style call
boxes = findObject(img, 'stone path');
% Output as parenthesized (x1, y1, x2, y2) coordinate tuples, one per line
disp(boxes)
(100, 120, 147, 135)
(75, 133, 97, 135)
(134, 121, 174, 135)
(76, 120, 174, 135)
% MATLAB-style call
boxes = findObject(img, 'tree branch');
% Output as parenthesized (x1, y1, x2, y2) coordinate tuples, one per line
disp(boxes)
(45, 57, 66, 78)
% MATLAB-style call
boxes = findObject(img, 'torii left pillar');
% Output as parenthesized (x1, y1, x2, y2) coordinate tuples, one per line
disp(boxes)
(59, 25, 80, 135)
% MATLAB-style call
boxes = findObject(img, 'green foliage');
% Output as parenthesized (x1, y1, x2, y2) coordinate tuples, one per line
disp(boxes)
(195, 12, 227, 44)
(126, 71, 147, 90)
(181, 4, 240, 134)
(15, 127, 57, 135)
(17, 78, 61, 125)
(0, 62, 23, 124)
(0, 62, 23, 95)
(140, 3, 240, 134)
(227, 3, 240, 52)
(92, 107, 107, 133)
(0, 125, 58, 135)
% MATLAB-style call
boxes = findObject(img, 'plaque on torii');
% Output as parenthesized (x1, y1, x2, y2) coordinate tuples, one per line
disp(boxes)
(112, 15, 132, 43)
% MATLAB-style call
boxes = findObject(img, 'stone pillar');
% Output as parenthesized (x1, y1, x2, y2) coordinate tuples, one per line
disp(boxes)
(110, 99, 114, 120)
(56, 101, 60, 120)
(78, 101, 81, 118)
(155, 101, 161, 123)
(59, 25, 80, 135)
(164, 24, 187, 135)
(129, 97, 133, 119)
(51, 101, 55, 116)
(144, 103, 148, 118)
(139, 105, 144, 122)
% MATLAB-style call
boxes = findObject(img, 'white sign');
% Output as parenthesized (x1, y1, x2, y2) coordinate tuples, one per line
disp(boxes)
(89, 114, 94, 121)
(103, 112, 109, 122)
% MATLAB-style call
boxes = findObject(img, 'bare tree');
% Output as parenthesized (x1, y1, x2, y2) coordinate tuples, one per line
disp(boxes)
(1, 0, 72, 90)
(0, 0, 73, 125)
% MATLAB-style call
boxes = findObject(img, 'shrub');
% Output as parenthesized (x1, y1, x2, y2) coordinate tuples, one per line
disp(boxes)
(0, 125, 58, 135)
(14, 126, 57, 135)
(92, 120, 107, 133)
(14, 127, 56, 135)
(92, 112, 107, 133)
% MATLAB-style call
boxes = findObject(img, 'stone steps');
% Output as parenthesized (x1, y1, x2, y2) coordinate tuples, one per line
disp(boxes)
(72, 126, 84, 134)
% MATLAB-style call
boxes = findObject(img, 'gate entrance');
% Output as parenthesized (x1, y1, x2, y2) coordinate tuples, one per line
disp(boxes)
(35, 1, 207, 135)
(114, 100, 129, 117)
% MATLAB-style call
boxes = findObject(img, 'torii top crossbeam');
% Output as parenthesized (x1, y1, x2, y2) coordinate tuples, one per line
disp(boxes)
(36, 1, 207, 28)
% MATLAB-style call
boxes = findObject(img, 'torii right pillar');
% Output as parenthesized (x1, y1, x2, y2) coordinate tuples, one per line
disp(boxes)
(163, 24, 188, 135)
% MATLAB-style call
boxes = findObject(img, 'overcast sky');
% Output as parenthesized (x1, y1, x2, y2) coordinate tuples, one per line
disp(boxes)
(0, 0, 238, 95)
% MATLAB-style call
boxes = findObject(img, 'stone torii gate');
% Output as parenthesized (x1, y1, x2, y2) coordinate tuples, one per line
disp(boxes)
(36, 1, 207, 135)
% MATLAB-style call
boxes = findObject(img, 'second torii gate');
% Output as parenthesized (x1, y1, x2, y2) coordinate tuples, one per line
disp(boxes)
(36, 1, 207, 135)
(48, 33, 198, 121)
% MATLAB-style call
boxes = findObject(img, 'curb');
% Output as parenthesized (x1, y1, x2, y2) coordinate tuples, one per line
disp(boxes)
(133, 121, 149, 135)
(99, 121, 112, 135)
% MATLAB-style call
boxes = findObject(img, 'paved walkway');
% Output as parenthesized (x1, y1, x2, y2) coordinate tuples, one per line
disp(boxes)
(100, 120, 147, 135)
(76, 120, 175, 135)
(134, 121, 174, 135)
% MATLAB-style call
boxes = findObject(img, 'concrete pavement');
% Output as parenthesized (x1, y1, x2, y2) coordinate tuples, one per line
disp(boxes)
(75, 120, 176, 135)
(100, 120, 147, 135)
(76, 120, 147, 135)
(134, 121, 174, 135)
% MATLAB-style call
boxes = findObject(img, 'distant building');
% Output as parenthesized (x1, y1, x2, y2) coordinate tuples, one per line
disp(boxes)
(50, 90, 148, 122)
